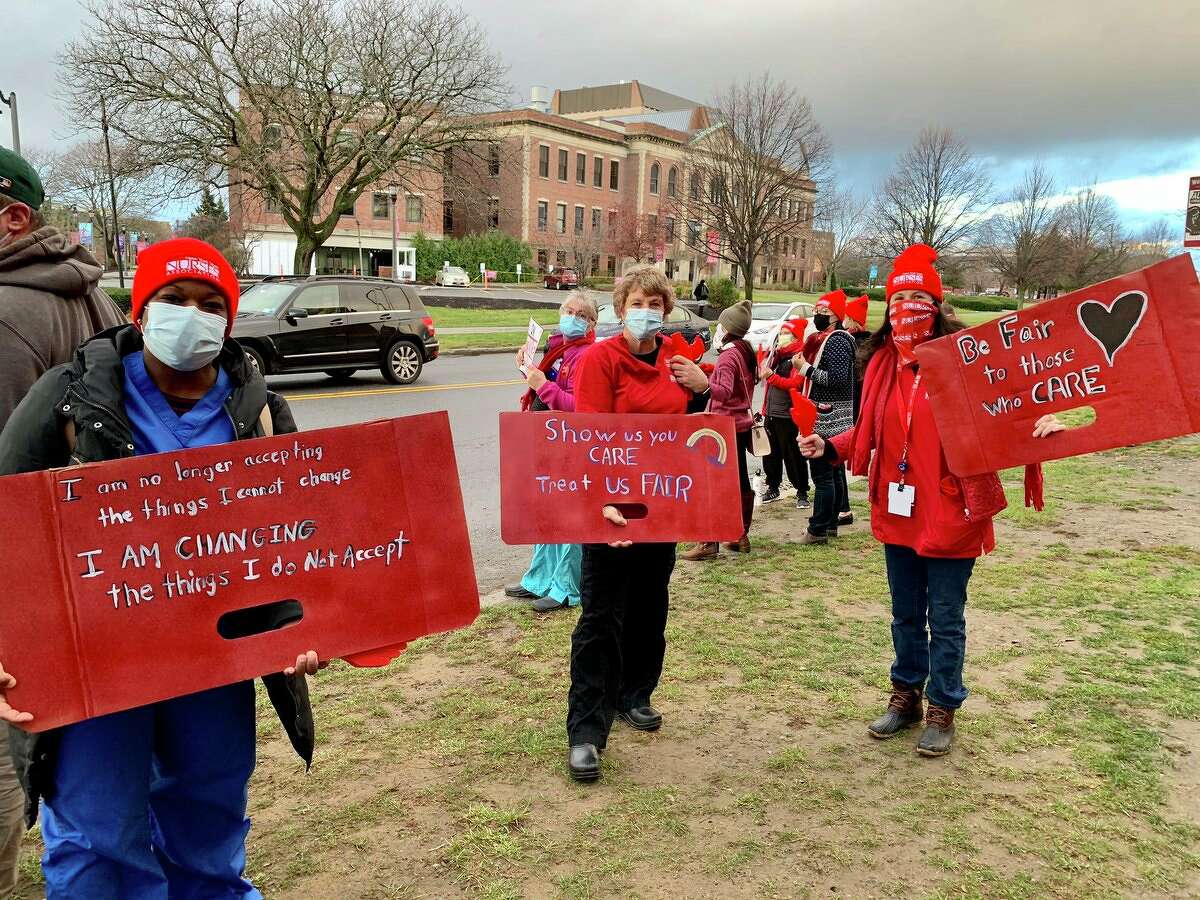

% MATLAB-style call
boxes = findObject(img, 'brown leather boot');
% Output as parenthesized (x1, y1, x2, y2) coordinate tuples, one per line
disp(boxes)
(868, 682, 924, 738)
(722, 534, 751, 553)
(682, 542, 719, 561)
(917, 704, 956, 756)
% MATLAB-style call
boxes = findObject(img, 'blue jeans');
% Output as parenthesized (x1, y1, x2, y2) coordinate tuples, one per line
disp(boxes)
(40, 682, 260, 900)
(883, 544, 975, 709)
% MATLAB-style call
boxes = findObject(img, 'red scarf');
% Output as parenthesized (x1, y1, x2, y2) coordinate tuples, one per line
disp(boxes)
(520, 331, 595, 411)
(888, 299, 936, 368)
(802, 332, 827, 363)
(774, 340, 804, 361)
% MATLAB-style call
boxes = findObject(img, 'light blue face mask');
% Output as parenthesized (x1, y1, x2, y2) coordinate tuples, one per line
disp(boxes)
(624, 308, 663, 341)
(559, 314, 589, 338)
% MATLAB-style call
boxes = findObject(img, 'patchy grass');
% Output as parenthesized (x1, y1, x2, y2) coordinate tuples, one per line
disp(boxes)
(11, 436, 1200, 899)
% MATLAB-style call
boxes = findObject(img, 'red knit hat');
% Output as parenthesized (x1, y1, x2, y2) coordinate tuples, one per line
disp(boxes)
(815, 289, 847, 320)
(781, 317, 808, 338)
(845, 294, 869, 328)
(886, 243, 943, 302)
(131, 238, 241, 335)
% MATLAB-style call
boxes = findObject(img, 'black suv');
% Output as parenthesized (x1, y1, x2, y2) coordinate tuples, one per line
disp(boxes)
(231, 276, 438, 384)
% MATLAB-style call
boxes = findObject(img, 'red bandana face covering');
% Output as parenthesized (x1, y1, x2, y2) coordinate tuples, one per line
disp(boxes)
(889, 298, 936, 367)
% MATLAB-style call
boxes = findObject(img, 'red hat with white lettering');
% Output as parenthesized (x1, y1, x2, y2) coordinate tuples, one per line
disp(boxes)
(815, 289, 847, 320)
(886, 243, 943, 303)
(131, 237, 241, 335)
(845, 294, 870, 328)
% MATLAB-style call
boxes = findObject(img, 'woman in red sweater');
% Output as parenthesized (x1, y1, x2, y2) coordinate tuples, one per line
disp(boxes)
(800, 244, 1063, 757)
(566, 267, 710, 782)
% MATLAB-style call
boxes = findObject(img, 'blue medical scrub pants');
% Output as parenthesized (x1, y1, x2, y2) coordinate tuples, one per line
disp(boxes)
(520, 543, 582, 606)
(40, 681, 260, 899)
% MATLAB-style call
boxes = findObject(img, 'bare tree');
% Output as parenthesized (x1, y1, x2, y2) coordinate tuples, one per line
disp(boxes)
(980, 164, 1062, 307)
(813, 185, 869, 289)
(49, 140, 169, 268)
(1137, 218, 1174, 259)
(1057, 184, 1129, 289)
(608, 208, 662, 273)
(62, 0, 509, 275)
(870, 127, 993, 257)
(670, 74, 831, 300)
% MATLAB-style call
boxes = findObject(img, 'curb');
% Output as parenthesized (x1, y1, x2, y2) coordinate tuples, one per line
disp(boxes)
(442, 345, 525, 357)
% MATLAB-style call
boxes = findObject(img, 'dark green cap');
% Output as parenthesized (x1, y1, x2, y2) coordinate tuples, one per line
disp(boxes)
(0, 147, 44, 210)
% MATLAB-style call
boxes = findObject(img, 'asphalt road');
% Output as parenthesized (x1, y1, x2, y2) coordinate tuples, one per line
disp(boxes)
(270, 354, 529, 594)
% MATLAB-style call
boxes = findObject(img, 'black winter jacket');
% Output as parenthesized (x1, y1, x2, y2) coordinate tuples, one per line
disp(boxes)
(0, 324, 314, 826)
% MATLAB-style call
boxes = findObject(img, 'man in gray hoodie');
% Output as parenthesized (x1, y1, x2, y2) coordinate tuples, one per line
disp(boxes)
(0, 146, 125, 892)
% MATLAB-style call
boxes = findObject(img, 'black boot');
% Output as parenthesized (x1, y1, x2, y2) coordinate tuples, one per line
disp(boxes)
(568, 744, 601, 781)
(619, 705, 663, 732)
(868, 682, 924, 739)
(917, 705, 956, 757)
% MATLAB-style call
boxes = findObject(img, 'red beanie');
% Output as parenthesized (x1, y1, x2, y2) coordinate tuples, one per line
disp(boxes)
(816, 289, 847, 320)
(845, 294, 869, 328)
(781, 317, 808, 338)
(131, 238, 241, 335)
(886, 243, 943, 302)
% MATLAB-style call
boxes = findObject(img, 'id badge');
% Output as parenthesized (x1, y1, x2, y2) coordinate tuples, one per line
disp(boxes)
(887, 482, 915, 518)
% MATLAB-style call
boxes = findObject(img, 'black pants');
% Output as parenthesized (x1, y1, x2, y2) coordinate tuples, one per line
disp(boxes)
(808, 455, 846, 537)
(567, 543, 676, 747)
(735, 428, 754, 533)
(838, 465, 850, 514)
(762, 415, 809, 495)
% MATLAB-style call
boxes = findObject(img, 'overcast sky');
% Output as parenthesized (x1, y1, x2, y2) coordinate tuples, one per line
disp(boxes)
(5, 0, 1198, 240)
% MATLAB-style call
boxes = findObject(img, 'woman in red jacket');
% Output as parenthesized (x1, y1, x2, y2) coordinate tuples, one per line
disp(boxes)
(566, 266, 710, 782)
(799, 244, 1063, 757)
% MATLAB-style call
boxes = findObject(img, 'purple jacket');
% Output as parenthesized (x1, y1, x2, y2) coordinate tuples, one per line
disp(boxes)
(707, 342, 755, 432)
(535, 334, 589, 412)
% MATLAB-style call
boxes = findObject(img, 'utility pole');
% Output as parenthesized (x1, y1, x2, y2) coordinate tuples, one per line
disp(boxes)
(389, 183, 399, 282)
(0, 91, 19, 154)
(99, 95, 125, 289)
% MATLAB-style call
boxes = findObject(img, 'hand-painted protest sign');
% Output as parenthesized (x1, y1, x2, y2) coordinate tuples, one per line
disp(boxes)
(0, 413, 478, 732)
(916, 255, 1200, 477)
(499, 412, 743, 544)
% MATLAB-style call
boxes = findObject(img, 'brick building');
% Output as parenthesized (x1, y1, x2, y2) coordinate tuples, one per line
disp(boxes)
(447, 80, 831, 288)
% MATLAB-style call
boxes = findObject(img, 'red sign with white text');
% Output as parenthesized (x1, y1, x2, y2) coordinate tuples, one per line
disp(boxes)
(1186, 175, 1200, 248)
(916, 255, 1200, 477)
(0, 413, 479, 732)
(499, 412, 743, 544)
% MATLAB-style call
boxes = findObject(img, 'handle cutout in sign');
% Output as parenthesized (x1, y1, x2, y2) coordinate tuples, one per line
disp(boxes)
(217, 599, 304, 640)
(608, 503, 649, 520)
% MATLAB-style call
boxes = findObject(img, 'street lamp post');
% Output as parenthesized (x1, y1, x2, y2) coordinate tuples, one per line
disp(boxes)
(0, 91, 19, 154)
(354, 218, 363, 276)
(388, 184, 399, 282)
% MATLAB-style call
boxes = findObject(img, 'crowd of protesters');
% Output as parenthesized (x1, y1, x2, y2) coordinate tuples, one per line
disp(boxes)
(0, 143, 1072, 895)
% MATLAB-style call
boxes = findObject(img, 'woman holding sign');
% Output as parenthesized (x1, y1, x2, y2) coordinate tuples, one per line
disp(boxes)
(799, 244, 1062, 757)
(566, 266, 711, 782)
(506, 291, 598, 612)
(0, 238, 321, 897)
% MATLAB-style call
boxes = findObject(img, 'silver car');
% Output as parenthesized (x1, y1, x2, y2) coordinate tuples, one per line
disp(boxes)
(435, 266, 471, 287)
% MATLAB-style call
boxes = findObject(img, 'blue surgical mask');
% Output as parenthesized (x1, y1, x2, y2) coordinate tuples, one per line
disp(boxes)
(559, 314, 589, 338)
(624, 308, 663, 341)
(142, 301, 226, 372)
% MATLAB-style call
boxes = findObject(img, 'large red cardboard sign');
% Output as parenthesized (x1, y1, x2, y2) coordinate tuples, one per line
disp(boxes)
(500, 412, 743, 544)
(916, 255, 1200, 477)
(0, 413, 478, 732)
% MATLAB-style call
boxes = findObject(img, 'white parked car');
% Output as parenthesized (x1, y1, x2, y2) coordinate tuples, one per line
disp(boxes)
(714, 301, 815, 353)
(434, 266, 471, 287)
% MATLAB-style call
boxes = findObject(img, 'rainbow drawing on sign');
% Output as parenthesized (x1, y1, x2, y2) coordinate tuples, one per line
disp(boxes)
(686, 428, 728, 466)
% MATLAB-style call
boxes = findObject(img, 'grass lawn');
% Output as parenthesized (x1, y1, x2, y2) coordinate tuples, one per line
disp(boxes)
(20, 434, 1194, 898)
(427, 306, 562, 329)
(437, 332, 527, 351)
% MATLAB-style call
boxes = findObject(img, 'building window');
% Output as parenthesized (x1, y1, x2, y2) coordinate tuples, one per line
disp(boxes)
(265, 193, 281, 214)
(405, 195, 423, 223)
(442, 200, 454, 232)
(576, 152, 586, 185)
(801, 239, 807, 259)
(488, 197, 499, 228)
(556, 250, 567, 268)
(372, 192, 389, 219)
(648, 213, 657, 234)
(556, 202, 567, 234)
(666, 258, 675, 278)
(665, 217, 675, 241)
(336, 128, 355, 146)
(667, 167, 677, 198)
(538, 145, 550, 178)
(649, 162, 660, 195)
(607, 256, 616, 276)
(590, 254, 600, 276)
(443, 148, 454, 176)
(537, 201, 548, 232)
(262, 123, 282, 153)
(594, 156, 603, 188)
(489, 143, 500, 177)
(592, 208, 601, 234)
(709, 176, 723, 204)
(558, 149, 568, 181)
(687, 221, 700, 245)
(610, 160, 619, 190)
(537, 249, 548, 269)
(339, 200, 354, 218)
(608, 210, 617, 230)
(689, 172, 701, 200)
(574, 205, 584, 234)
(761, 266, 768, 283)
